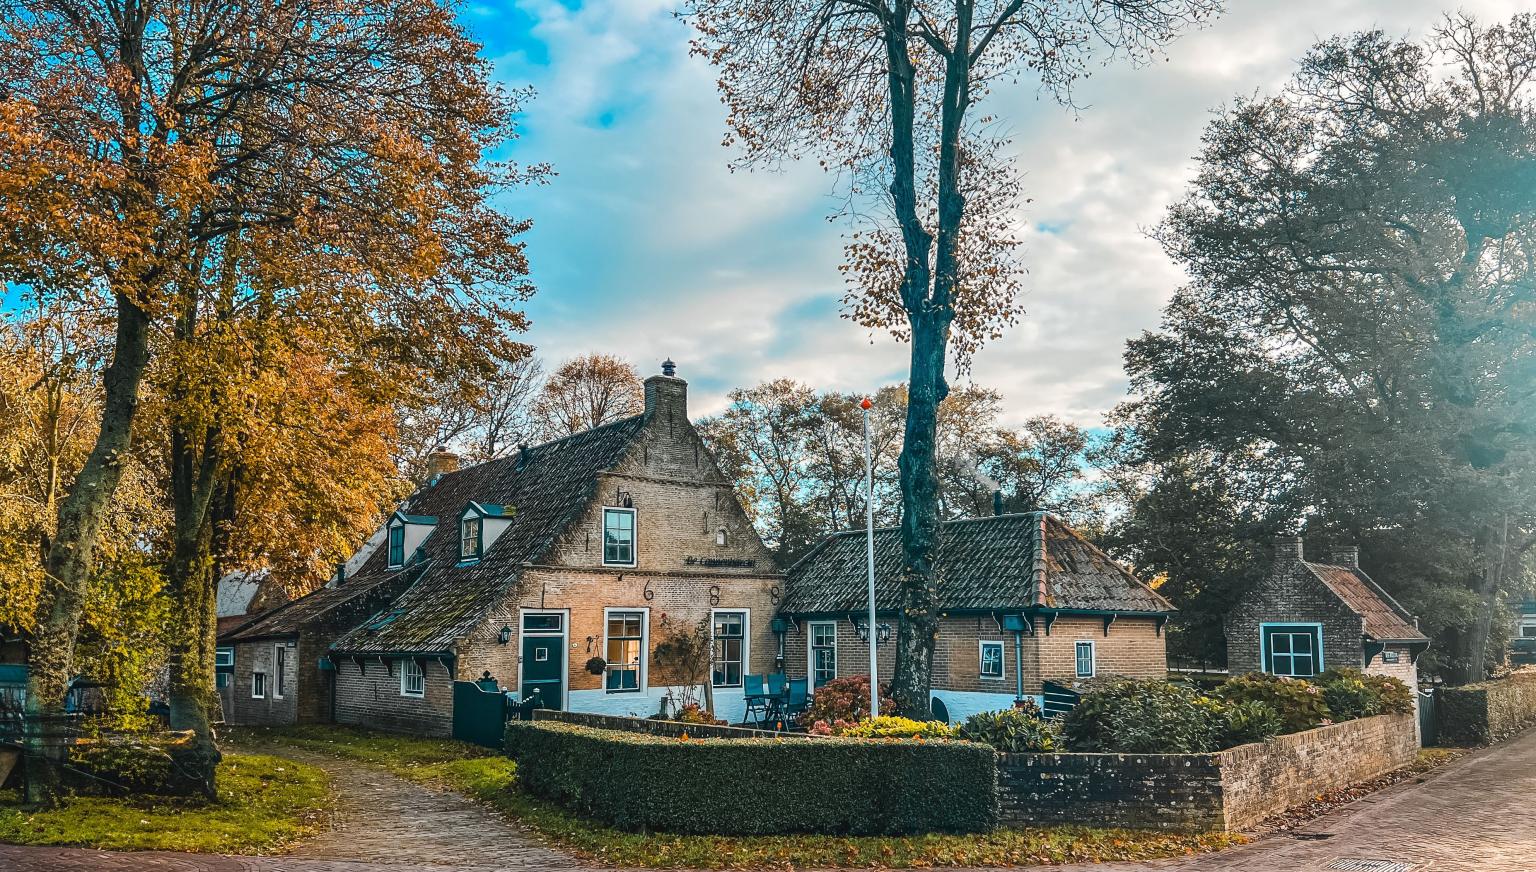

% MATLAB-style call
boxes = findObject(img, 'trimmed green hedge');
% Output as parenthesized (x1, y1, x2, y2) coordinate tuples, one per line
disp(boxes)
(505, 721, 998, 835)
(1439, 673, 1536, 745)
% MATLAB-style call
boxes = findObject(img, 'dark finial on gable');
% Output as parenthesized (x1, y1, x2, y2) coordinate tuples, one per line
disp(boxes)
(662, 358, 676, 377)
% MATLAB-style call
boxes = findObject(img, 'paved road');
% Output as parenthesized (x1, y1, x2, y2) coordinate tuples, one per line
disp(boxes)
(4, 727, 1534, 871)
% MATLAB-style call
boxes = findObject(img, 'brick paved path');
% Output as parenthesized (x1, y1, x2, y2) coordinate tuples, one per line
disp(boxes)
(5, 727, 1533, 871)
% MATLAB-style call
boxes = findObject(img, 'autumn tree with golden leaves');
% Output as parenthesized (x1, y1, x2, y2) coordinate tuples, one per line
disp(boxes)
(685, 0, 1220, 715)
(0, 0, 542, 802)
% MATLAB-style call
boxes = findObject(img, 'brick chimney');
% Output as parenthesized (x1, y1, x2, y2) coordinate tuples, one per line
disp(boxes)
(1331, 545, 1359, 568)
(1274, 535, 1304, 563)
(644, 359, 687, 423)
(427, 445, 460, 478)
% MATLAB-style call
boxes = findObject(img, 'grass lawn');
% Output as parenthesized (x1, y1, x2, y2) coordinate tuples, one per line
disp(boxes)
(0, 752, 330, 854)
(254, 724, 1241, 868)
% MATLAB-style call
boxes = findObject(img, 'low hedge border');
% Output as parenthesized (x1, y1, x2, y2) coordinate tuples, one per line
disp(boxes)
(505, 721, 998, 835)
(1438, 672, 1536, 745)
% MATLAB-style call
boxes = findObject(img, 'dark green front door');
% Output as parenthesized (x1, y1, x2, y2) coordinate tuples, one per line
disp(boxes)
(520, 634, 564, 710)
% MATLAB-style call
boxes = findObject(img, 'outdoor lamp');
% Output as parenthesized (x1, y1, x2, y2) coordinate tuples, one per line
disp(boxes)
(770, 616, 787, 635)
(497, 625, 513, 645)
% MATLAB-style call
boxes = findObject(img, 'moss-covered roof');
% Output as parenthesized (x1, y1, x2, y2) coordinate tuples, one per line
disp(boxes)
(780, 512, 1173, 616)
(330, 415, 647, 655)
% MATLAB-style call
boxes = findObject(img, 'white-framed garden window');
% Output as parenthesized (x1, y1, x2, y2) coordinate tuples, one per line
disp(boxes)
(979, 640, 1005, 680)
(273, 645, 288, 699)
(1074, 640, 1096, 678)
(808, 621, 837, 687)
(1260, 622, 1324, 678)
(400, 659, 425, 697)
(602, 507, 637, 566)
(604, 608, 648, 692)
(711, 609, 749, 688)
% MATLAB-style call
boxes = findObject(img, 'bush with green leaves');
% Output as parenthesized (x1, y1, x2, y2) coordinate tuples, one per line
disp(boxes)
(956, 706, 1057, 752)
(1060, 679, 1225, 753)
(837, 715, 953, 740)
(1218, 699, 1283, 747)
(1318, 668, 1414, 717)
(1215, 673, 1331, 733)
(506, 721, 997, 834)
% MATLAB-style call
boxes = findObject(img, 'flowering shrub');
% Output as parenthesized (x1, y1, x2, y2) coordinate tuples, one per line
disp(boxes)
(1215, 673, 1331, 733)
(1060, 679, 1225, 753)
(675, 703, 726, 726)
(1318, 668, 1414, 716)
(799, 674, 894, 727)
(837, 716, 953, 739)
(956, 707, 1057, 752)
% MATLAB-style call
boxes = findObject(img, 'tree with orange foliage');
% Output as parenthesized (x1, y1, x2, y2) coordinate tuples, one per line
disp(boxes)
(0, 0, 542, 803)
(533, 354, 644, 439)
(684, 0, 1220, 715)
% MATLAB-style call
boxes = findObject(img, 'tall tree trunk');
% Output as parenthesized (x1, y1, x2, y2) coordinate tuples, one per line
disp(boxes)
(24, 292, 152, 807)
(1459, 516, 1509, 685)
(165, 424, 225, 798)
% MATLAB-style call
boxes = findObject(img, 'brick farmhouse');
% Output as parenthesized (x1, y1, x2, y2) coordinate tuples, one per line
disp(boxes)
(1225, 536, 1429, 690)
(778, 512, 1175, 723)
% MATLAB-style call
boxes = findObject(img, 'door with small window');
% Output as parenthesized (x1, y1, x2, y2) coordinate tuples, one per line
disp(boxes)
(519, 612, 566, 710)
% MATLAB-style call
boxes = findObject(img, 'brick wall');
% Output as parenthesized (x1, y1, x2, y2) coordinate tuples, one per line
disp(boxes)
(333, 657, 455, 737)
(1439, 672, 1536, 745)
(226, 638, 299, 726)
(997, 713, 1417, 832)
(1226, 554, 1364, 675)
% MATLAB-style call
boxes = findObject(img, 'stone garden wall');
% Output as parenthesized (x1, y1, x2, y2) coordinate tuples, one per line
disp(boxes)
(998, 713, 1417, 832)
(1438, 672, 1536, 745)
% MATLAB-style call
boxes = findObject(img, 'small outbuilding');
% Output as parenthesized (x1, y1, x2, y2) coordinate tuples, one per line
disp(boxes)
(1226, 537, 1429, 691)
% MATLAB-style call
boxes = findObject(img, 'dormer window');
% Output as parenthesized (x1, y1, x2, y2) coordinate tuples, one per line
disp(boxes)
(387, 524, 406, 568)
(461, 516, 482, 561)
(603, 507, 636, 566)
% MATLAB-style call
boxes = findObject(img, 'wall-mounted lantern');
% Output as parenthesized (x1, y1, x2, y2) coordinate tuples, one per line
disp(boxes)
(770, 616, 788, 668)
(1001, 613, 1028, 703)
(497, 625, 513, 645)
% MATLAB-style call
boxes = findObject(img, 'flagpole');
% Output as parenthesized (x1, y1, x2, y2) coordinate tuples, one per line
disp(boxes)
(861, 397, 878, 719)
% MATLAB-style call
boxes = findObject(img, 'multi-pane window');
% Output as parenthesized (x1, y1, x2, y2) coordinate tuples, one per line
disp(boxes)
(400, 659, 425, 697)
(215, 647, 234, 668)
(460, 516, 482, 560)
(809, 622, 837, 687)
(251, 671, 266, 699)
(603, 508, 636, 565)
(388, 524, 406, 567)
(274, 646, 288, 699)
(606, 611, 644, 692)
(712, 612, 746, 687)
(1263, 625, 1322, 677)
(1074, 641, 1096, 678)
(980, 641, 1005, 679)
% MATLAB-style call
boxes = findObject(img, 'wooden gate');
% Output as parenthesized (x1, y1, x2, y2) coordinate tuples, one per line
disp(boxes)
(452, 680, 508, 749)
(1418, 688, 1438, 746)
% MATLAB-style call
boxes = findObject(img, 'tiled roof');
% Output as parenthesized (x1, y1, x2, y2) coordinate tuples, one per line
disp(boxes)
(780, 513, 1173, 615)
(1306, 562, 1428, 643)
(330, 415, 647, 655)
(222, 570, 413, 642)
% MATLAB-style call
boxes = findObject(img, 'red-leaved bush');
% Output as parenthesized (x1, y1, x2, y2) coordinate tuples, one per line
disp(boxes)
(800, 675, 894, 727)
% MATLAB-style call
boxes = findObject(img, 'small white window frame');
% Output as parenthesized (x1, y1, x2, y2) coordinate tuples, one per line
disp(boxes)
(400, 658, 425, 698)
(273, 645, 287, 700)
(808, 620, 837, 687)
(215, 646, 234, 668)
(710, 609, 750, 688)
(979, 640, 1006, 680)
(603, 607, 649, 693)
(251, 671, 266, 699)
(460, 515, 482, 562)
(601, 507, 638, 567)
(1074, 640, 1096, 678)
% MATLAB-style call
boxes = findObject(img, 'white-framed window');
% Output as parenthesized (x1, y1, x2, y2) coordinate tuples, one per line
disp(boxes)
(1520, 619, 1536, 639)
(711, 610, 748, 687)
(1261, 623, 1323, 677)
(809, 621, 837, 687)
(215, 646, 234, 668)
(251, 671, 266, 699)
(273, 645, 288, 699)
(605, 609, 646, 692)
(400, 659, 425, 697)
(602, 507, 636, 566)
(388, 523, 406, 568)
(979, 640, 1005, 679)
(1074, 640, 1096, 678)
(460, 515, 482, 560)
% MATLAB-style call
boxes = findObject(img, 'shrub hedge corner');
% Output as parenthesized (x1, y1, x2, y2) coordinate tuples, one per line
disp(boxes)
(505, 721, 998, 835)
(1439, 672, 1536, 745)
